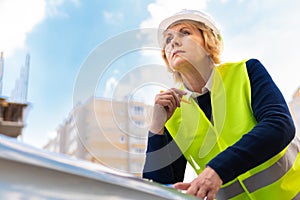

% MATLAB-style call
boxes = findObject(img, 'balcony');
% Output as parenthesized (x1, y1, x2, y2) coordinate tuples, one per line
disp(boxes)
(0, 98, 27, 137)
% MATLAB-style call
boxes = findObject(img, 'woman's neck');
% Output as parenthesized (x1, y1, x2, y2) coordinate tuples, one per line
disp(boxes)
(181, 61, 214, 93)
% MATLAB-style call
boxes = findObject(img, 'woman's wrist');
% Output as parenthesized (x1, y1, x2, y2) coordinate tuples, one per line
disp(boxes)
(149, 104, 167, 134)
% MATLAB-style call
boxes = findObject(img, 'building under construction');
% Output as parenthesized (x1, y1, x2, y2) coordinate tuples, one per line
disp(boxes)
(0, 52, 30, 138)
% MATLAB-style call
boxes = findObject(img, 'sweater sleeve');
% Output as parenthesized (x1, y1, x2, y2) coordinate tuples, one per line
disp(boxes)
(207, 59, 295, 184)
(142, 128, 187, 184)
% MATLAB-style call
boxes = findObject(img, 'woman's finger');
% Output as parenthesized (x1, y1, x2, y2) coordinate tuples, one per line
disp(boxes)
(160, 90, 180, 108)
(173, 182, 191, 190)
(196, 187, 208, 199)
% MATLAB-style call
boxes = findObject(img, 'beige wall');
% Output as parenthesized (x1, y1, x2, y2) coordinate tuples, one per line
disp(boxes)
(44, 97, 152, 177)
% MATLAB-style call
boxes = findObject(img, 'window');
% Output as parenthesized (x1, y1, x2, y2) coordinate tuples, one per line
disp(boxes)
(120, 135, 125, 143)
(134, 120, 144, 127)
(132, 106, 144, 115)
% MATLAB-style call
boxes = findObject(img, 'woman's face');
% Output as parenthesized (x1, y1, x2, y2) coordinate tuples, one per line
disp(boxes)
(163, 22, 206, 72)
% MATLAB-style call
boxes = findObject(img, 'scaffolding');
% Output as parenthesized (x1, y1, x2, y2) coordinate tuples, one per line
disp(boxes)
(0, 52, 29, 138)
(0, 52, 3, 96)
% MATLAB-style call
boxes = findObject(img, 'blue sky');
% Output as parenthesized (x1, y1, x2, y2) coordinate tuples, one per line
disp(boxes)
(1, 0, 300, 148)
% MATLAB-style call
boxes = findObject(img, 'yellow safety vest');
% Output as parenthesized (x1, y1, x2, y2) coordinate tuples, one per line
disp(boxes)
(165, 60, 300, 199)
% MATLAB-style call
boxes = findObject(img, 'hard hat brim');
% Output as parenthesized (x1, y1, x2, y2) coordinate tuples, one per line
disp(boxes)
(158, 10, 220, 36)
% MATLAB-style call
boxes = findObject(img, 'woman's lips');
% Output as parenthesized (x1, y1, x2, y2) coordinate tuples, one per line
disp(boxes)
(172, 50, 184, 58)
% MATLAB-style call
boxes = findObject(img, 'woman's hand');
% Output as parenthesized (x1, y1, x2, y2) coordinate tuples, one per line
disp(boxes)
(149, 88, 186, 134)
(174, 166, 222, 200)
(156, 88, 186, 119)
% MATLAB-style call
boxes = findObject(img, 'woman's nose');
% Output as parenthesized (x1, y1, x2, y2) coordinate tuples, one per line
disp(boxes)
(171, 35, 181, 47)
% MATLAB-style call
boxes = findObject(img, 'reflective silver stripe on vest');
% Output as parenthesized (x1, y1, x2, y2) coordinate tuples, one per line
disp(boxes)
(244, 137, 299, 193)
(216, 181, 244, 200)
(217, 137, 300, 199)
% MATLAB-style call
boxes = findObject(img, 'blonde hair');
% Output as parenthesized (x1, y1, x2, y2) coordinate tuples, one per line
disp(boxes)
(161, 20, 223, 83)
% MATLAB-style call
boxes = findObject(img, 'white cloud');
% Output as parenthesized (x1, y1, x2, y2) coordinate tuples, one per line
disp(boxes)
(46, 0, 68, 17)
(103, 77, 118, 97)
(218, 0, 300, 101)
(47, 130, 58, 140)
(140, 0, 209, 28)
(46, 0, 80, 17)
(70, 0, 80, 7)
(103, 11, 124, 25)
(0, 0, 46, 57)
(0, 0, 81, 57)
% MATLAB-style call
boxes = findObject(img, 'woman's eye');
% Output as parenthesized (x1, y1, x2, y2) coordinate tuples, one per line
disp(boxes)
(165, 36, 172, 44)
(182, 30, 190, 35)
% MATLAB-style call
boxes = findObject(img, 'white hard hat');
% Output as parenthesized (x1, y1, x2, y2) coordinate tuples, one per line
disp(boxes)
(158, 9, 221, 44)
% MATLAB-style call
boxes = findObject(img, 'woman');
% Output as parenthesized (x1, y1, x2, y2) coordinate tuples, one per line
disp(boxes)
(143, 9, 300, 200)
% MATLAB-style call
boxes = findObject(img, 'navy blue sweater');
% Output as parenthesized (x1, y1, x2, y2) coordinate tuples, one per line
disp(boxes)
(143, 59, 295, 184)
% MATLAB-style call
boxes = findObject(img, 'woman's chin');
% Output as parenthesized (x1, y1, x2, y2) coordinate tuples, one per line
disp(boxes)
(172, 62, 187, 72)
